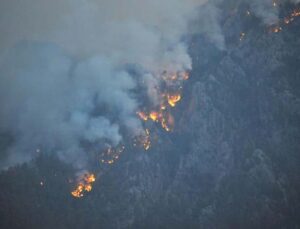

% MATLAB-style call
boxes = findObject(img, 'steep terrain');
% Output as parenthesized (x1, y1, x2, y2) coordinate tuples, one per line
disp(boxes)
(0, 3, 300, 229)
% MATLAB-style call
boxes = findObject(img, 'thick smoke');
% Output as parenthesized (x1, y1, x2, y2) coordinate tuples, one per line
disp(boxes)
(0, 42, 136, 169)
(1, 0, 299, 169)
(0, 0, 206, 169)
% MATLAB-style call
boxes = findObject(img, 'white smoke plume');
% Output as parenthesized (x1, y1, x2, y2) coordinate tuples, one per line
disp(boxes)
(0, 43, 136, 169)
(0, 0, 207, 169)
(1, 0, 298, 170)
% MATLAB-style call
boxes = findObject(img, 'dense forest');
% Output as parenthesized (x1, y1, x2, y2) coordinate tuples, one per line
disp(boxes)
(1, 1, 300, 229)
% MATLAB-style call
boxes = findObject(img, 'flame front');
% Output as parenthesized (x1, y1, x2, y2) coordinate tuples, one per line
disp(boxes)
(100, 145, 125, 165)
(134, 128, 151, 150)
(269, 8, 300, 33)
(167, 94, 181, 107)
(149, 111, 160, 122)
(137, 71, 188, 136)
(70, 59, 189, 199)
(68, 3, 300, 200)
(71, 173, 96, 198)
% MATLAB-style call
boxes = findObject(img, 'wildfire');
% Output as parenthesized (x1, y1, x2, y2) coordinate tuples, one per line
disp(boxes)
(162, 71, 189, 81)
(283, 9, 300, 25)
(271, 26, 283, 33)
(136, 71, 188, 141)
(100, 145, 125, 165)
(137, 111, 148, 121)
(71, 172, 96, 198)
(161, 112, 174, 132)
(69, 4, 299, 201)
(71, 70, 189, 198)
(137, 108, 176, 132)
(143, 129, 151, 150)
(149, 111, 159, 122)
(167, 93, 181, 107)
(269, 8, 300, 33)
(133, 128, 151, 150)
(180, 72, 190, 81)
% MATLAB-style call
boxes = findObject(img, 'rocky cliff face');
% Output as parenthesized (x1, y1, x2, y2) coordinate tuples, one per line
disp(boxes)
(1, 3, 300, 229)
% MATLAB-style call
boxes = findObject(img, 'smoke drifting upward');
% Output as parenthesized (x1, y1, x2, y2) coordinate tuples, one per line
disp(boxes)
(0, 42, 137, 169)
(1, 0, 299, 170)
(0, 0, 207, 169)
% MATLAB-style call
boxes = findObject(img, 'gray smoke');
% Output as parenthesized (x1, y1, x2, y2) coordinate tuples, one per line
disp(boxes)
(1, 0, 298, 169)
(195, 2, 225, 49)
(0, 0, 207, 169)
(0, 42, 136, 169)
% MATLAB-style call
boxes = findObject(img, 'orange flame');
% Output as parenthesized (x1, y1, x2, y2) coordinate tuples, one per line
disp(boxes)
(181, 72, 190, 80)
(136, 72, 188, 136)
(269, 8, 300, 33)
(167, 94, 181, 107)
(71, 173, 96, 198)
(100, 145, 125, 165)
(161, 113, 174, 132)
(133, 128, 151, 150)
(149, 111, 160, 122)
(137, 111, 148, 121)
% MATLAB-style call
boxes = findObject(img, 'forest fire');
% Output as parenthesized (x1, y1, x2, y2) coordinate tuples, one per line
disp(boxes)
(137, 71, 188, 129)
(100, 145, 125, 165)
(182, 72, 190, 81)
(269, 8, 300, 33)
(271, 26, 283, 33)
(167, 94, 181, 107)
(149, 111, 160, 122)
(71, 173, 96, 198)
(133, 128, 151, 150)
(134, 71, 188, 148)
(283, 9, 300, 24)
(143, 129, 151, 150)
(161, 113, 175, 132)
(70, 71, 188, 198)
(137, 111, 148, 121)
(162, 71, 190, 81)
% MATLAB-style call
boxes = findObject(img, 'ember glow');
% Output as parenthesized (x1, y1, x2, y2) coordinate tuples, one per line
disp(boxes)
(137, 71, 188, 132)
(71, 173, 96, 198)
(142, 129, 151, 150)
(167, 94, 182, 107)
(149, 111, 160, 122)
(270, 8, 300, 33)
(69, 71, 189, 198)
(137, 111, 149, 121)
(100, 145, 125, 165)
(72, 3, 300, 200)
(133, 128, 151, 150)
